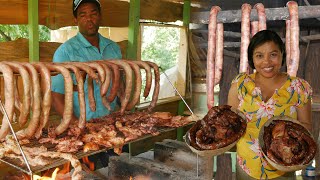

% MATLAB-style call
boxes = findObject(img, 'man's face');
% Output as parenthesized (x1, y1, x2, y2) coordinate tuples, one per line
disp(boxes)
(74, 2, 101, 37)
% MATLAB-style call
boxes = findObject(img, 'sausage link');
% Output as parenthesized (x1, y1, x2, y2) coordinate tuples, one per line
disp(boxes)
(98, 61, 120, 103)
(207, 6, 221, 109)
(87, 76, 96, 112)
(45, 63, 73, 136)
(108, 60, 133, 114)
(254, 3, 267, 31)
(124, 60, 142, 110)
(2, 62, 31, 127)
(70, 63, 99, 81)
(81, 62, 105, 84)
(146, 62, 160, 112)
(0, 63, 15, 140)
(70, 62, 99, 80)
(285, 20, 291, 71)
(250, 21, 259, 37)
(95, 62, 112, 110)
(71, 62, 99, 112)
(131, 60, 152, 98)
(240, 3, 251, 74)
(214, 23, 224, 86)
(16, 63, 41, 139)
(95, 62, 111, 97)
(287, 1, 299, 77)
(32, 63, 52, 139)
(13, 76, 22, 112)
(62, 64, 86, 129)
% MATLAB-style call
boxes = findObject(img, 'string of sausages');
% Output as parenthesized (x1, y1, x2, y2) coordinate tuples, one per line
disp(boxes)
(0, 60, 160, 140)
(286, 1, 300, 77)
(206, 6, 223, 109)
(206, 1, 301, 108)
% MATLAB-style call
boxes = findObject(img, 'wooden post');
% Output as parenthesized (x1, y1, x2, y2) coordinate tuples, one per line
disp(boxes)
(126, 0, 140, 60)
(28, 0, 39, 62)
(183, 0, 191, 26)
(176, 100, 185, 141)
(176, 0, 191, 142)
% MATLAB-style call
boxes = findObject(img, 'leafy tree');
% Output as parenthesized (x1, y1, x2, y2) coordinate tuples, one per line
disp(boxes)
(141, 26, 180, 71)
(0, 25, 50, 42)
(140, 26, 180, 102)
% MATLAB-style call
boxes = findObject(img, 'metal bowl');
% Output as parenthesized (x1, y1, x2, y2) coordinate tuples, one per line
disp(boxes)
(258, 116, 315, 172)
(184, 107, 246, 157)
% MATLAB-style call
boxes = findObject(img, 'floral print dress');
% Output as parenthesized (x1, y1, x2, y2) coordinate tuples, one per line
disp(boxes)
(233, 73, 312, 179)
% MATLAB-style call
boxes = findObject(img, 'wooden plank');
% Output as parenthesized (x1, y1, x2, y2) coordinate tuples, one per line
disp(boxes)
(0, 39, 60, 62)
(215, 154, 232, 180)
(39, 41, 62, 62)
(39, 0, 130, 29)
(177, 27, 188, 96)
(0, 39, 127, 62)
(191, 5, 320, 24)
(0, 0, 28, 25)
(0, 39, 30, 62)
(140, 0, 183, 23)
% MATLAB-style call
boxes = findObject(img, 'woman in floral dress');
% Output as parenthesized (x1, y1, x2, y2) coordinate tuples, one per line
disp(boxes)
(228, 30, 312, 180)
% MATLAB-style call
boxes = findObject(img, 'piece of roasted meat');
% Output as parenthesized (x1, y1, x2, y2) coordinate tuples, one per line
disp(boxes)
(187, 105, 247, 150)
(262, 120, 317, 166)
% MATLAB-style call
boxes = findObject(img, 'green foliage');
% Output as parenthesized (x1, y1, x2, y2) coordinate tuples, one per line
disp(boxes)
(140, 25, 181, 102)
(0, 25, 50, 42)
(141, 26, 180, 71)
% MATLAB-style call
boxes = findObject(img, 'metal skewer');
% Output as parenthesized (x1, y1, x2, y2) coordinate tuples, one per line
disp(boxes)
(0, 98, 33, 176)
(159, 67, 194, 115)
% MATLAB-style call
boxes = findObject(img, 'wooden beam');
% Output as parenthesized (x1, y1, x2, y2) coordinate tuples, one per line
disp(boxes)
(197, 41, 241, 48)
(140, 0, 183, 23)
(192, 30, 241, 38)
(195, 33, 320, 49)
(192, 5, 320, 24)
(0, 0, 187, 29)
(161, 0, 213, 8)
(28, 0, 39, 62)
(300, 34, 320, 42)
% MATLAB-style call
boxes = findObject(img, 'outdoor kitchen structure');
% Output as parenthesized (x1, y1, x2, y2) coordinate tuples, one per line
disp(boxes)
(0, 0, 319, 180)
